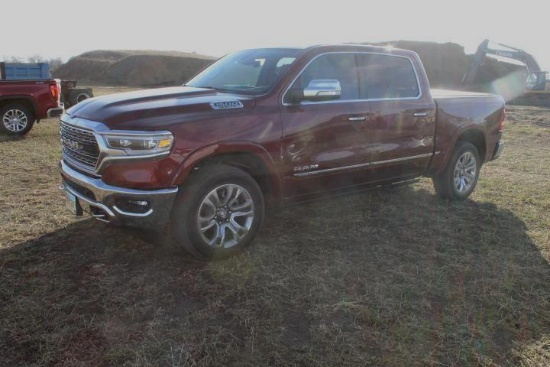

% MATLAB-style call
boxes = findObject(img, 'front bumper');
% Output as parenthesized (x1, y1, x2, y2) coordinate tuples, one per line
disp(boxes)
(59, 160, 178, 229)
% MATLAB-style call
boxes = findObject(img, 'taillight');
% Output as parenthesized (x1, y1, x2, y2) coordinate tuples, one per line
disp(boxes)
(498, 107, 505, 132)
(50, 83, 60, 102)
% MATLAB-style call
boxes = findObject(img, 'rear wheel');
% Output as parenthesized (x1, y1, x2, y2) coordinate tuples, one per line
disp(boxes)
(433, 142, 481, 200)
(170, 164, 265, 260)
(0, 104, 35, 136)
(68, 89, 93, 107)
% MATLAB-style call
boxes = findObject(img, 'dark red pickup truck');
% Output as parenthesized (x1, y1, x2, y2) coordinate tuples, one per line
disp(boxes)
(59, 44, 505, 259)
(0, 79, 64, 135)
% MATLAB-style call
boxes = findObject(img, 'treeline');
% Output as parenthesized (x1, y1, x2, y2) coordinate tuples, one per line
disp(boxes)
(1, 54, 64, 72)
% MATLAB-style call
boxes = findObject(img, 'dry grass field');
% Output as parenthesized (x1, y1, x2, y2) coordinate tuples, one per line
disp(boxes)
(1, 89, 549, 366)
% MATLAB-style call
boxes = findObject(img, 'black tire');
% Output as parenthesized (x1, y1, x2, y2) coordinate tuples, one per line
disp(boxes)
(432, 142, 481, 200)
(68, 89, 93, 107)
(0, 104, 35, 136)
(171, 164, 265, 260)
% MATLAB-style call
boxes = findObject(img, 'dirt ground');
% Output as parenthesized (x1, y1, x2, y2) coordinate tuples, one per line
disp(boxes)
(0, 91, 549, 366)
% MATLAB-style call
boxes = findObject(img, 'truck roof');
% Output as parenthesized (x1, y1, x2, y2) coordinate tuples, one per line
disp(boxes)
(233, 44, 416, 56)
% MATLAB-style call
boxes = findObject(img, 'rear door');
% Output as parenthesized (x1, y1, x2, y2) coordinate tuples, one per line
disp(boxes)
(355, 53, 436, 181)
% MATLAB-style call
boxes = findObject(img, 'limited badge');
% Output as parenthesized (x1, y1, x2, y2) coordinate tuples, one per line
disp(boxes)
(210, 101, 244, 110)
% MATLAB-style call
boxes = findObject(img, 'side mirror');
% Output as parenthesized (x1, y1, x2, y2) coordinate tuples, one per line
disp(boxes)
(284, 79, 342, 105)
(303, 79, 341, 101)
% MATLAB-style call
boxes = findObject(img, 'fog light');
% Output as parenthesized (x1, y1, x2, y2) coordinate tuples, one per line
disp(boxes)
(129, 200, 149, 206)
(115, 198, 152, 214)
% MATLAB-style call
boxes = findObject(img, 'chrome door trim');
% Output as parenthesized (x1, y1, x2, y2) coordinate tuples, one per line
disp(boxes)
(281, 51, 423, 107)
(293, 152, 439, 177)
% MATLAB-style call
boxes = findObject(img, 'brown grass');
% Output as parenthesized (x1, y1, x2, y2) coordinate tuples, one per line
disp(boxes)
(1, 94, 549, 366)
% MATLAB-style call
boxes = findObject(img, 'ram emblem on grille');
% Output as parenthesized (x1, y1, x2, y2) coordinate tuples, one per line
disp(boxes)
(62, 137, 83, 151)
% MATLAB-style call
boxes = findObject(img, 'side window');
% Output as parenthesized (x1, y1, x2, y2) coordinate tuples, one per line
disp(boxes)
(288, 53, 359, 101)
(357, 54, 420, 99)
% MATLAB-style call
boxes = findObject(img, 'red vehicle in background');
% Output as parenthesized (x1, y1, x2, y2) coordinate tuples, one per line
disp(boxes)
(0, 62, 93, 136)
(0, 62, 64, 135)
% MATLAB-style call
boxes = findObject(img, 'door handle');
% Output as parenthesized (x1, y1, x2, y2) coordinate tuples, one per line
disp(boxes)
(348, 116, 367, 122)
(413, 111, 429, 117)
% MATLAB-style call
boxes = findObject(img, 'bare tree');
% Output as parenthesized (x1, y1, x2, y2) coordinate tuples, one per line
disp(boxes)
(27, 54, 45, 63)
(48, 58, 64, 72)
(3, 56, 24, 63)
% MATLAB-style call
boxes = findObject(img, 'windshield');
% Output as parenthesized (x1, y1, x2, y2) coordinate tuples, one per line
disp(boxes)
(186, 48, 301, 95)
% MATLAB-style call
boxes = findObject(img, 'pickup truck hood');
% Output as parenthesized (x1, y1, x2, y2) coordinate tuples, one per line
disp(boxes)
(65, 86, 256, 130)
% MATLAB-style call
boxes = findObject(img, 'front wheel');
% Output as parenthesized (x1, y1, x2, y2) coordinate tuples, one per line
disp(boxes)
(170, 164, 265, 260)
(432, 142, 481, 200)
(0, 104, 35, 136)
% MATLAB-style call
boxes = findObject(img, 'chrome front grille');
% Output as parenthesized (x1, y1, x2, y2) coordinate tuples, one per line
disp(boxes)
(60, 121, 100, 171)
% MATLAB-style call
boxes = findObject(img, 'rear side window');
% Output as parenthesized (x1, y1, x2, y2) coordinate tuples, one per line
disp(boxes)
(357, 54, 420, 99)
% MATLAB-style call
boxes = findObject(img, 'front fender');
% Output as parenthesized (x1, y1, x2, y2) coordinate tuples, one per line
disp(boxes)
(171, 141, 282, 199)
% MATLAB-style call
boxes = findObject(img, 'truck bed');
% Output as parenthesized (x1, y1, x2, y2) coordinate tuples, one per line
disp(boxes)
(430, 88, 505, 167)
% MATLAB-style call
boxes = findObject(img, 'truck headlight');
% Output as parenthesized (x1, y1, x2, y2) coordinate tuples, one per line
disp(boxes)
(102, 131, 174, 156)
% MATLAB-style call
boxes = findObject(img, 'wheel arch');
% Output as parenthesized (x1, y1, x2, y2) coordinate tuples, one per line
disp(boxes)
(172, 142, 282, 203)
(430, 126, 486, 176)
(455, 128, 486, 164)
(0, 97, 38, 119)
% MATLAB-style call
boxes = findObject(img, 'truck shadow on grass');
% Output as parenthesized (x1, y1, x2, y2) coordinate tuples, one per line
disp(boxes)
(0, 134, 27, 142)
(1, 184, 549, 366)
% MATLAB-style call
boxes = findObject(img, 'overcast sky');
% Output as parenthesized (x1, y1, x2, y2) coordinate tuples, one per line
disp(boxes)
(2, 0, 549, 73)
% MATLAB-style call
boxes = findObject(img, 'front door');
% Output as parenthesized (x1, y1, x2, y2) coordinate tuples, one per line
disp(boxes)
(280, 53, 372, 198)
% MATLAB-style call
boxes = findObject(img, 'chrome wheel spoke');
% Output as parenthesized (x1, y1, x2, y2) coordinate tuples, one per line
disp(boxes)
(3, 109, 27, 132)
(455, 177, 463, 192)
(461, 177, 468, 190)
(453, 151, 477, 193)
(227, 219, 246, 239)
(210, 190, 223, 207)
(197, 183, 255, 249)
(202, 197, 217, 212)
(229, 198, 253, 212)
(227, 187, 242, 206)
(199, 218, 216, 232)
(464, 158, 476, 170)
(223, 185, 237, 206)
(231, 205, 254, 221)
(208, 223, 225, 247)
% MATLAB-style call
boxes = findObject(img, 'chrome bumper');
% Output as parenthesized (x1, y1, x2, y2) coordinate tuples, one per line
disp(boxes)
(47, 107, 64, 118)
(491, 140, 504, 161)
(59, 160, 178, 229)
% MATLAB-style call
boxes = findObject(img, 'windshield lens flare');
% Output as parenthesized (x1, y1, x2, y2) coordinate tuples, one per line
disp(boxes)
(186, 49, 300, 95)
